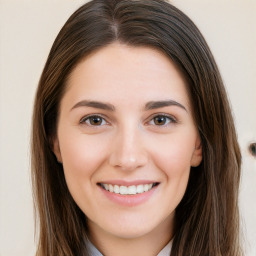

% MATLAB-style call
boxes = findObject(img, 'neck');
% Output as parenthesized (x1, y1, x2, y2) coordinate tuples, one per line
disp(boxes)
(88, 215, 174, 256)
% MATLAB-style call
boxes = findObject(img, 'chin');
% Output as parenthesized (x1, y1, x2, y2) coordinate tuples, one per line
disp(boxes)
(97, 214, 166, 240)
(106, 225, 156, 240)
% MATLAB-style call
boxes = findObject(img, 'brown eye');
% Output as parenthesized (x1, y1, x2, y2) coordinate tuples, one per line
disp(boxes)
(148, 115, 176, 126)
(89, 116, 102, 125)
(81, 115, 107, 126)
(154, 116, 167, 125)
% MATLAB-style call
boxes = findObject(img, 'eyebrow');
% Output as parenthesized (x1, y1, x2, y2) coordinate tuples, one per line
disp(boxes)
(145, 100, 187, 112)
(71, 99, 187, 112)
(71, 100, 115, 111)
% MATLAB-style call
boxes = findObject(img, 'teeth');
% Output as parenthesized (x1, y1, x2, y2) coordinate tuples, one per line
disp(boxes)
(120, 186, 128, 195)
(109, 184, 114, 192)
(100, 183, 156, 195)
(114, 185, 119, 194)
(102, 184, 109, 190)
(136, 184, 144, 194)
(144, 184, 149, 192)
(128, 185, 136, 195)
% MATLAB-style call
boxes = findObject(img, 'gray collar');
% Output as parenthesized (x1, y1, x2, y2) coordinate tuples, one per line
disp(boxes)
(87, 239, 172, 256)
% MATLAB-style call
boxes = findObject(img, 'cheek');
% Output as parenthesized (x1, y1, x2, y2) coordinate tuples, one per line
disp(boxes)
(58, 128, 112, 212)
(149, 132, 196, 177)
(58, 128, 110, 180)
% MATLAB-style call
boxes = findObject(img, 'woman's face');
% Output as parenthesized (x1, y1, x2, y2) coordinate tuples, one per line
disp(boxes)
(53, 43, 202, 241)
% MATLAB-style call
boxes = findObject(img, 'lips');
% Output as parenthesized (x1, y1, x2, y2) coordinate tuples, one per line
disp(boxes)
(98, 180, 160, 206)
(98, 183, 159, 195)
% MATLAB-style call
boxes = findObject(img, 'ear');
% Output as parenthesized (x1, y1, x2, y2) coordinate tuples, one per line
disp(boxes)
(190, 136, 203, 167)
(52, 137, 62, 163)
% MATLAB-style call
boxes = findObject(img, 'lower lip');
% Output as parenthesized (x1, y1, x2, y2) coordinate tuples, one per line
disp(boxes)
(99, 185, 159, 207)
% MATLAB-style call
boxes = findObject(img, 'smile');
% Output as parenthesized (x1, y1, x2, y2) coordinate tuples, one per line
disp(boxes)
(99, 183, 159, 195)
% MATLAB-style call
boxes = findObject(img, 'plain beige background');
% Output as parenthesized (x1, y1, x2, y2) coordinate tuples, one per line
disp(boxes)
(0, 0, 255, 255)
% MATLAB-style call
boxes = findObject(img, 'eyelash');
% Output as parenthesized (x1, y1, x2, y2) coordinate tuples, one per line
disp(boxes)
(79, 113, 177, 127)
(148, 113, 177, 126)
(80, 114, 108, 126)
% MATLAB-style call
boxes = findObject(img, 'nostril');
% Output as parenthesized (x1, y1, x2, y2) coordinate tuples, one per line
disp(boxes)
(109, 151, 148, 170)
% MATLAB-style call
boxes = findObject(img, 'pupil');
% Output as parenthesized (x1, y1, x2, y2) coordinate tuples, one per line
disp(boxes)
(155, 116, 166, 125)
(91, 117, 102, 125)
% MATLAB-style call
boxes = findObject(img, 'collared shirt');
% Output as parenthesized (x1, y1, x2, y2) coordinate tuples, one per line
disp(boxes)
(87, 239, 172, 256)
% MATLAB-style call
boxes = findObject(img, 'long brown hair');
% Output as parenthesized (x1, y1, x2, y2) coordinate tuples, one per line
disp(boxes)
(31, 0, 242, 255)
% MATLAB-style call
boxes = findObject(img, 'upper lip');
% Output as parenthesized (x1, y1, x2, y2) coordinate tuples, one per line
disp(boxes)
(97, 180, 159, 186)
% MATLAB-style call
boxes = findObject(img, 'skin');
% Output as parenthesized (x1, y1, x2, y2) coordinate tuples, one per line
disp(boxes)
(53, 42, 202, 256)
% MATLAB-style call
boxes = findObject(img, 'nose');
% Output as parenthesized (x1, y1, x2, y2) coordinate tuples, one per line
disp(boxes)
(108, 126, 148, 171)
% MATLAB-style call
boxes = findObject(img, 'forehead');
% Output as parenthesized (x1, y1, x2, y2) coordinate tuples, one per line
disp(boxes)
(63, 42, 191, 109)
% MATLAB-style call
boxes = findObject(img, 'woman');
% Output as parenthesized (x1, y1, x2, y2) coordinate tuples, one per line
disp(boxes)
(31, 0, 242, 255)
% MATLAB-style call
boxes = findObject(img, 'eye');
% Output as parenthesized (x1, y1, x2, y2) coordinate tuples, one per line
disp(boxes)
(80, 115, 107, 126)
(148, 114, 176, 126)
